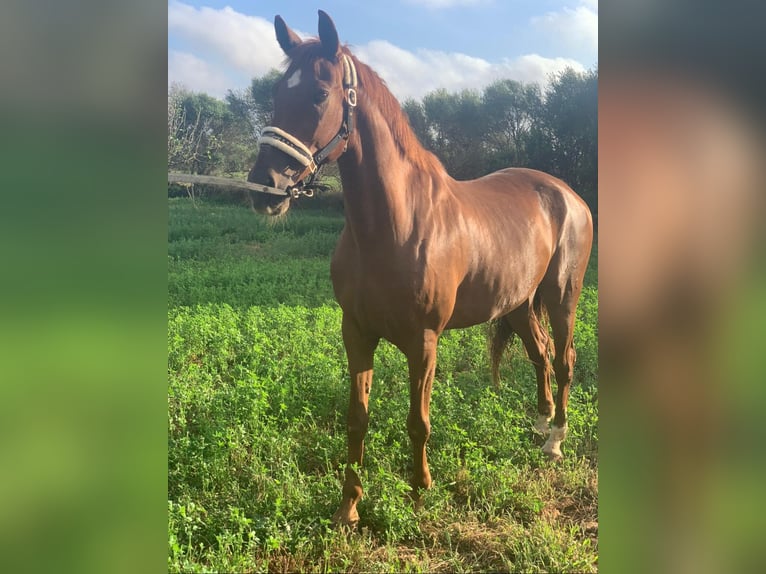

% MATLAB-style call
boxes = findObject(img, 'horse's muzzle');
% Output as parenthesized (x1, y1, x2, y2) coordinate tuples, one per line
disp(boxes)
(247, 188, 292, 216)
(247, 161, 295, 216)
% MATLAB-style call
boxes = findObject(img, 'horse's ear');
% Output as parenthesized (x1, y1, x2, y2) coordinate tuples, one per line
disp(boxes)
(275, 15, 301, 55)
(317, 10, 340, 60)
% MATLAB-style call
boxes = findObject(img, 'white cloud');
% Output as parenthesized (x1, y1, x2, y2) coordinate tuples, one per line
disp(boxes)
(531, 1, 598, 60)
(168, 1, 288, 80)
(356, 41, 584, 100)
(168, 50, 231, 97)
(168, 2, 588, 100)
(497, 53, 587, 89)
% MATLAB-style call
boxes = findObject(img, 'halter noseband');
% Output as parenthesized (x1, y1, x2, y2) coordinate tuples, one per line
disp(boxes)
(256, 54, 358, 198)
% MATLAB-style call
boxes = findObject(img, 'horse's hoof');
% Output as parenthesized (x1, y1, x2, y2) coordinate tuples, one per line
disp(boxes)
(331, 508, 359, 531)
(542, 424, 566, 461)
(543, 448, 563, 462)
(408, 490, 426, 511)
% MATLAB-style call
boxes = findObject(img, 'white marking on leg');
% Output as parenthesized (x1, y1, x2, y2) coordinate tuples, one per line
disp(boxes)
(534, 414, 551, 435)
(542, 423, 567, 459)
(287, 69, 302, 88)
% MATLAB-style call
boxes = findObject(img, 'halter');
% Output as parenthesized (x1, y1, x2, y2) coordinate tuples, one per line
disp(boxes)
(256, 54, 358, 198)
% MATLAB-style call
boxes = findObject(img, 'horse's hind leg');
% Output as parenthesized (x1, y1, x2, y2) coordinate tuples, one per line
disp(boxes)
(506, 301, 554, 435)
(540, 279, 584, 461)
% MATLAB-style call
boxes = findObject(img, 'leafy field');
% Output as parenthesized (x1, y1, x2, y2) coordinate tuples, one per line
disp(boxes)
(168, 196, 598, 572)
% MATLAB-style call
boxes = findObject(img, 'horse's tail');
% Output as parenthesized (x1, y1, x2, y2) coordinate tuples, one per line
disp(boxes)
(532, 290, 553, 376)
(489, 289, 550, 388)
(489, 317, 514, 389)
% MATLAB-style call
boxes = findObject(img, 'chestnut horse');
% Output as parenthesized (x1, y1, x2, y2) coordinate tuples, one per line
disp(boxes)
(248, 11, 593, 527)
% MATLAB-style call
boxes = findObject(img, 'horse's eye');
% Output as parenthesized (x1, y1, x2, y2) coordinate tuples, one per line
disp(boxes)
(314, 89, 329, 104)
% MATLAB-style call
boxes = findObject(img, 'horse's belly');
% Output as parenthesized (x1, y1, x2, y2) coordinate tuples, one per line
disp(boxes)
(446, 270, 543, 329)
(332, 232, 546, 337)
(333, 266, 456, 343)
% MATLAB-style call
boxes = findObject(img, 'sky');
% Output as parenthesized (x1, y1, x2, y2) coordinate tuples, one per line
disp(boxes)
(168, 0, 597, 101)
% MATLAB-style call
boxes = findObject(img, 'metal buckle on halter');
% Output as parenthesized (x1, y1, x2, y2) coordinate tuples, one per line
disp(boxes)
(303, 158, 318, 178)
(346, 88, 357, 107)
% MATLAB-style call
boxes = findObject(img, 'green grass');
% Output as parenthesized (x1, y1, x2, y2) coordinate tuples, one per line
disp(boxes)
(168, 197, 598, 572)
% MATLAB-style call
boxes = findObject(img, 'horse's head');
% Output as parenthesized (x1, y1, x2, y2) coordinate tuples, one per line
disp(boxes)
(247, 10, 356, 216)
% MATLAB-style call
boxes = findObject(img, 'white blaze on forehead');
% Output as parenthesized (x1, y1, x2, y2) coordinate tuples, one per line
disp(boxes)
(287, 69, 302, 88)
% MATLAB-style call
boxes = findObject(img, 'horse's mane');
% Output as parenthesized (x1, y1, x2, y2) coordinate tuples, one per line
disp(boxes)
(286, 41, 445, 175)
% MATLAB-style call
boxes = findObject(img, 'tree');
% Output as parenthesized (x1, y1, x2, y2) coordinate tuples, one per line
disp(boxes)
(167, 85, 231, 174)
(482, 79, 542, 169)
(423, 89, 488, 179)
(168, 83, 266, 176)
(529, 68, 597, 216)
(402, 98, 432, 149)
(248, 69, 282, 132)
(168, 83, 209, 174)
(223, 88, 260, 173)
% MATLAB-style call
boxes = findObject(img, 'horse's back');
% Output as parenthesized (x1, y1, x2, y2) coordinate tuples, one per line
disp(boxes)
(452, 167, 589, 246)
(464, 167, 588, 216)
(458, 167, 592, 256)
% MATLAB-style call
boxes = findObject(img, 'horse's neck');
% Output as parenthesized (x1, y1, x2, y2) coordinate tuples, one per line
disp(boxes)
(337, 104, 429, 246)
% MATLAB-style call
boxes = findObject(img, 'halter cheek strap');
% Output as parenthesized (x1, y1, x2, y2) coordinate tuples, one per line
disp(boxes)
(256, 54, 358, 198)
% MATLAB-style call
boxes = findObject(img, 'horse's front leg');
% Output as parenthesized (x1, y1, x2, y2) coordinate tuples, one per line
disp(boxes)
(332, 315, 378, 528)
(406, 329, 439, 495)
